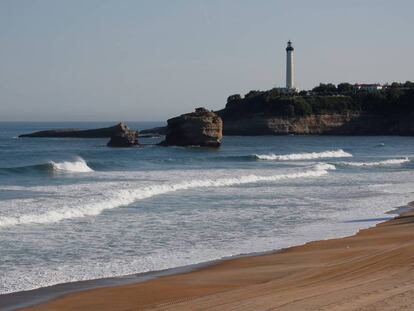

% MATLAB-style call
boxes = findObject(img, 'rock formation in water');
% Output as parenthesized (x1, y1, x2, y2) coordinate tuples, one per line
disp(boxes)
(139, 126, 167, 137)
(162, 108, 223, 147)
(19, 122, 138, 139)
(107, 130, 139, 147)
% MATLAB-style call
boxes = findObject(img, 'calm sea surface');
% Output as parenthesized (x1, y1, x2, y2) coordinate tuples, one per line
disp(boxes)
(1, 122, 414, 294)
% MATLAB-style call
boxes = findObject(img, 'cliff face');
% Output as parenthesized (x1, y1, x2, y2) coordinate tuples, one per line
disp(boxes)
(107, 130, 139, 147)
(222, 113, 414, 136)
(163, 108, 223, 147)
(218, 86, 414, 136)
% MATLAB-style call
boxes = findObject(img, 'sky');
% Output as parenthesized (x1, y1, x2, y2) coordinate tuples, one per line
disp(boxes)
(0, 0, 413, 121)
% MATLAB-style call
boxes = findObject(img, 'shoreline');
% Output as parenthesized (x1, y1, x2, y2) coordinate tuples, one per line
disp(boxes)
(1, 254, 249, 311)
(1, 202, 411, 310)
(1, 235, 320, 310)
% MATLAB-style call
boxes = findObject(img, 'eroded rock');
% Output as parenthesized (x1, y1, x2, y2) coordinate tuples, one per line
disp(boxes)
(19, 122, 136, 138)
(107, 130, 139, 147)
(162, 108, 222, 147)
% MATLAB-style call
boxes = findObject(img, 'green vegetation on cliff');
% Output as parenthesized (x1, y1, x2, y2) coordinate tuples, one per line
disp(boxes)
(219, 82, 414, 119)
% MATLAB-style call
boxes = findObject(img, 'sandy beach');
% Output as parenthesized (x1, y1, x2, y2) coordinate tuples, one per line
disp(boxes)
(21, 204, 414, 311)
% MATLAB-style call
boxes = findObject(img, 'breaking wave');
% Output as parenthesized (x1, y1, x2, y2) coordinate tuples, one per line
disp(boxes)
(0, 164, 335, 228)
(253, 149, 352, 161)
(338, 158, 410, 168)
(50, 158, 93, 173)
(0, 158, 93, 175)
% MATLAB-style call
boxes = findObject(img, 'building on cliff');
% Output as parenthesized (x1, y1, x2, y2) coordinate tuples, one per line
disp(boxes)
(286, 40, 294, 89)
(274, 41, 297, 94)
(354, 83, 383, 92)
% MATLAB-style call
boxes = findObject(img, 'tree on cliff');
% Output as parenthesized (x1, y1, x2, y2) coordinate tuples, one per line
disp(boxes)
(337, 83, 355, 94)
(404, 81, 414, 88)
(312, 83, 337, 94)
(218, 81, 414, 120)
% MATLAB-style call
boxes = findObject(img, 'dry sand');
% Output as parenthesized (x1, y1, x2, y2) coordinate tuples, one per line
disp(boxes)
(23, 208, 414, 311)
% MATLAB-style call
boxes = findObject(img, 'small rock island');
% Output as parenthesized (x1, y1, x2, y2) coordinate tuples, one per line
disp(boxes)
(106, 124, 139, 147)
(19, 122, 136, 139)
(161, 108, 223, 147)
(19, 122, 139, 147)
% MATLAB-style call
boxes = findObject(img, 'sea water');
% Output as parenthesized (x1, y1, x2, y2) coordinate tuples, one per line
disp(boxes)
(0, 122, 413, 294)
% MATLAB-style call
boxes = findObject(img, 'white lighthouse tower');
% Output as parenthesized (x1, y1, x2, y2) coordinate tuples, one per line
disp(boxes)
(286, 40, 294, 89)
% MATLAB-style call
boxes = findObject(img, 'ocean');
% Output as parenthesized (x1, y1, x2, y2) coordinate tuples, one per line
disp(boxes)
(1, 122, 414, 295)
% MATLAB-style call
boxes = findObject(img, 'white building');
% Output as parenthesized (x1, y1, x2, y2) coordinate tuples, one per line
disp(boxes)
(274, 41, 297, 93)
(355, 83, 383, 92)
(286, 40, 294, 89)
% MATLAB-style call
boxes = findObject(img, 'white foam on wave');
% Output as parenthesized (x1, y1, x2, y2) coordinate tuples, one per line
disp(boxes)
(313, 163, 336, 171)
(50, 157, 93, 173)
(253, 149, 352, 161)
(3, 168, 414, 295)
(0, 164, 335, 228)
(339, 158, 410, 167)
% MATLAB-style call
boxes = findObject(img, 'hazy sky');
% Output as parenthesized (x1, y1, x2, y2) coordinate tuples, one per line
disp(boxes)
(0, 0, 413, 121)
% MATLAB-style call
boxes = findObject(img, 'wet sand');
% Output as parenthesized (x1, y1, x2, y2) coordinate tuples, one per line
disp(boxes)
(22, 207, 414, 311)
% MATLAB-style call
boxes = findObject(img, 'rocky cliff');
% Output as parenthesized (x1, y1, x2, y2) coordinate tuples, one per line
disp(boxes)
(217, 85, 414, 136)
(221, 113, 414, 136)
(162, 108, 223, 147)
(107, 130, 139, 147)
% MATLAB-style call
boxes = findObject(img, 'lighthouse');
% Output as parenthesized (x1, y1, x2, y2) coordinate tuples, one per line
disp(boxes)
(286, 40, 294, 89)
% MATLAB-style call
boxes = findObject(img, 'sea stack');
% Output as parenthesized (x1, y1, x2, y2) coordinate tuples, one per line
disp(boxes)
(162, 108, 223, 147)
(107, 123, 139, 147)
